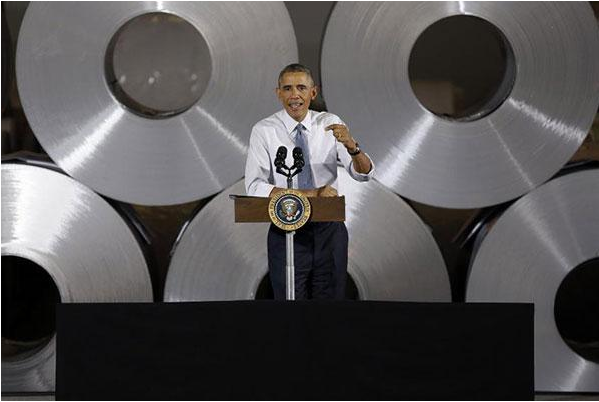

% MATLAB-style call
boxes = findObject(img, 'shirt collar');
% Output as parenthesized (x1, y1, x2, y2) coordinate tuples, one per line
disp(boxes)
(280, 109, 312, 135)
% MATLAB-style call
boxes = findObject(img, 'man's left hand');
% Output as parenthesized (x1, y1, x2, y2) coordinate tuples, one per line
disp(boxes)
(325, 124, 357, 152)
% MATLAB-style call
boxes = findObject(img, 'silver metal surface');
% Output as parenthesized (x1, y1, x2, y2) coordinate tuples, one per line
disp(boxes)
(466, 169, 599, 392)
(321, 2, 599, 208)
(1, 164, 153, 392)
(286, 231, 295, 300)
(16, 2, 297, 205)
(164, 168, 450, 301)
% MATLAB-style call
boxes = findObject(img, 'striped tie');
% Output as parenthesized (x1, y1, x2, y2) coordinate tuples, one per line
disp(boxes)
(294, 124, 314, 189)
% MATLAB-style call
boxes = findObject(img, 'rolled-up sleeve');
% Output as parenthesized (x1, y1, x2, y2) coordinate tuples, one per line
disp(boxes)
(336, 137, 375, 182)
(245, 126, 275, 197)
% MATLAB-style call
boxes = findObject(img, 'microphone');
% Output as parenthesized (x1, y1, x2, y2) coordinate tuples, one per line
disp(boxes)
(292, 146, 305, 170)
(274, 146, 287, 168)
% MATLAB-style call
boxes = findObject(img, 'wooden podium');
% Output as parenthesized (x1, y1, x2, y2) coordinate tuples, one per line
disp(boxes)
(231, 194, 345, 300)
(230, 195, 346, 223)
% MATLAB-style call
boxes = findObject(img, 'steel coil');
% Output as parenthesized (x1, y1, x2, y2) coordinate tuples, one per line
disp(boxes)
(164, 168, 450, 302)
(1, 163, 153, 392)
(16, 2, 297, 205)
(321, 2, 599, 208)
(466, 169, 599, 392)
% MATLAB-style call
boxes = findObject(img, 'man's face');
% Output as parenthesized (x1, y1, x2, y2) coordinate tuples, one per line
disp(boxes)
(276, 72, 317, 122)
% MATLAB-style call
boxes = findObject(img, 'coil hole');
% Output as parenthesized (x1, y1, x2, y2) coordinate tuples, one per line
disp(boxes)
(554, 258, 599, 363)
(105, 12, 212, 119)
(408, 15, 516, 121)
(2, 256, 60, 360)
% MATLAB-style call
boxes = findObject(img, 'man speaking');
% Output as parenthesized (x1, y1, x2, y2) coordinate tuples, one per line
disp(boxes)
(245, 63, 374, 300)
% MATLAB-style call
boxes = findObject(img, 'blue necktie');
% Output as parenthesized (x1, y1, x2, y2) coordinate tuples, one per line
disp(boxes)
(294, 124, 314, 189)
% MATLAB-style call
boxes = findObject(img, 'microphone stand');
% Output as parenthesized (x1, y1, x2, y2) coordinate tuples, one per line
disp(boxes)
(275, 158, 303, 301)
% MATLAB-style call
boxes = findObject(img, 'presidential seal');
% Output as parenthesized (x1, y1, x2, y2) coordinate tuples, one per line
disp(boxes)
(268, 189, 311, 231)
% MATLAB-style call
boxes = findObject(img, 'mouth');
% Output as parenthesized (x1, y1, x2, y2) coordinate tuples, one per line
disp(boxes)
(288, 100, 304, 112)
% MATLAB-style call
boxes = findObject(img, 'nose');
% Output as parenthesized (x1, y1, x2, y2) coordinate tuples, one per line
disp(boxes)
(291, 87, 300, 97)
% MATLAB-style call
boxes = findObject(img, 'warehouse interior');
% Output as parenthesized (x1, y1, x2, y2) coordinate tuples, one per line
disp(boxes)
(1, 1, 599, 400)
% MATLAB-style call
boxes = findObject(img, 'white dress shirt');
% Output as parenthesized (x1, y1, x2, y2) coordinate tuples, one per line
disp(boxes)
(245, 109, 375, 197)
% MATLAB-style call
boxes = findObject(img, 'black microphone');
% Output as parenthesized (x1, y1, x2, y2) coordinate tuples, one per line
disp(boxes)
(292, 146, 305, 169)
(274, 146, 287, 168)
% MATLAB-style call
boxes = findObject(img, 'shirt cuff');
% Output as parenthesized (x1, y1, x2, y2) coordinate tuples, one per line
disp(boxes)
(348, 152, 375, 181)
(248, 182, 275, 197)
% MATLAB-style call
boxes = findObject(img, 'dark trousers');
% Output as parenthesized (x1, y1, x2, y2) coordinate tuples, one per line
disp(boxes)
(267, 222, 348, 300)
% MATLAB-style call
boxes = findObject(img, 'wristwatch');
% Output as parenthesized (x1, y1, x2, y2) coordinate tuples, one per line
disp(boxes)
(348, 142, 361, 156)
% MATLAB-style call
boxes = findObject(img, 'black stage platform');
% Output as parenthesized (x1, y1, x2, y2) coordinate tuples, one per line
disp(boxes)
(56, 301, 533, 400)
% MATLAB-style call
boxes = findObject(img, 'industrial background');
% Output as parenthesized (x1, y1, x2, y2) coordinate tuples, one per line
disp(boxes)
(1, 1, 599, 399)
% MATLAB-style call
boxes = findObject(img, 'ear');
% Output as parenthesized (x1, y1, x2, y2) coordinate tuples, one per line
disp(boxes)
(310, 85, 319, 100)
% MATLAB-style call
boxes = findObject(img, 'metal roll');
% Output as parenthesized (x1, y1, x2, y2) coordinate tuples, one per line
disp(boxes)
(164, 168, 450, 302)
(466, 169, 599, 392)
(321, 2, 599, 208)
(1, 163, 153, 392)
(16, 2, 297, 205)
(1, 3, 11, 114)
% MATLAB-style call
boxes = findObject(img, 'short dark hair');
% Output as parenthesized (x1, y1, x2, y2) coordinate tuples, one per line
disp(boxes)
(278, 63, 315, 87)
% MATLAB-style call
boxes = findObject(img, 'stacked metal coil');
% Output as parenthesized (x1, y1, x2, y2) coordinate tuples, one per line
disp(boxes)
(1, 163, 153, 392)
(321, 2, 599, 208)
(466, 169, 599, 392)
(164, 167, 451, 302)
(16, 2, 297, 205)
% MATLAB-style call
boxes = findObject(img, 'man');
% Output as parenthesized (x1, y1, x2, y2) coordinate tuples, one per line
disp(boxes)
(245, 63, 374, 300)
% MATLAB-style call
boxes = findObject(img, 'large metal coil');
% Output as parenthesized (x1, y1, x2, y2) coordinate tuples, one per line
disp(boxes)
(466, 169, 599, 392)
(164, 168, 450, 302)
(1, 163, 153, 392)
(321, 2, 599, 208)
(16, 2, 297, 205)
